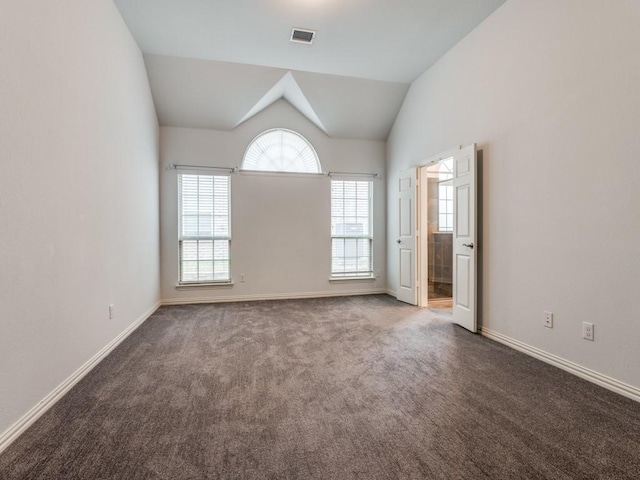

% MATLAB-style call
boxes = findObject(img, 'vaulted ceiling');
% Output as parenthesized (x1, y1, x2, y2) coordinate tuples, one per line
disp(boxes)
(114, 0, 507, 140)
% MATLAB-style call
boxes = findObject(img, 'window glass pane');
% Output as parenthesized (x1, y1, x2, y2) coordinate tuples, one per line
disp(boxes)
(198, 216, 213, 237)
(214, 215, 228, 237)
(344, 238, 357, 257)
(198, 240, 213, 261)
(181, 240, 198, 261)
(344, 257, 357, 272)
(182, 215, 198, 237)
(181, 261, 198, 282)
(199, 261, 214, 281)
(357, 256, 371, 271)
(439, 214, 448, 229)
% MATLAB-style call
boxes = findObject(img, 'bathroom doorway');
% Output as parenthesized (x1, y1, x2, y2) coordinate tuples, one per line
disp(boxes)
(419, 156, 454, 315)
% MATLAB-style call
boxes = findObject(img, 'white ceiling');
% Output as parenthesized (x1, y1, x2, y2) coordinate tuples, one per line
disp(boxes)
(114, 0, 507, 140)
(115, 0, 506, 84)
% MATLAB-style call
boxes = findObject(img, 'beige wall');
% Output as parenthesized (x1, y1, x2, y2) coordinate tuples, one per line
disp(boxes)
(0, 0, 160, 435)
(160, 100, 386, 303)
(387, 0, 640, 388)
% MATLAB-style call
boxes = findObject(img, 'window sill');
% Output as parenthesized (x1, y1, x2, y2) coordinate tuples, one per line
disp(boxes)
(176, 282, 234, 290)
(329, 276, 377, 283)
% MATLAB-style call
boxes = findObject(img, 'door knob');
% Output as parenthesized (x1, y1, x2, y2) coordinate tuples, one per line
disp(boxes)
(396, 239, 401, 244)
(463, 243, 474, 249)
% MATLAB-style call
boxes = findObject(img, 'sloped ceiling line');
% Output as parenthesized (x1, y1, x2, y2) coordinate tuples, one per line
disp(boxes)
(235, 71, 327, 134)
(143, 54, 410, 141)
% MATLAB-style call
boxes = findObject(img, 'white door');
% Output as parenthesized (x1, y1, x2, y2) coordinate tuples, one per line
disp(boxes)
(452, 144, 477, 332)
(397, 168, 417, 305)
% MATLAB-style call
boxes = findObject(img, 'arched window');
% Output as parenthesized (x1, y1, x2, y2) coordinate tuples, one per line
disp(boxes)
(242, 129, 321, 174)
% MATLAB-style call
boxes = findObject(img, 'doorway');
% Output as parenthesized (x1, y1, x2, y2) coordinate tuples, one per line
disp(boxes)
(419, 157, 454, 315)
(397, 144, 477, 332)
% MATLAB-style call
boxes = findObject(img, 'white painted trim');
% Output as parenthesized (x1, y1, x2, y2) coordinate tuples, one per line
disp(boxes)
(175, 282, 234, 290)
(239, 170, 325, 179)
(0, 301, 161, 454)
(417, 146, 460, 167)
(328, 276, 377, 282)
(162, 289, 388, 305)
(386, 289, 397, 298)
(481, 327, 640, 403)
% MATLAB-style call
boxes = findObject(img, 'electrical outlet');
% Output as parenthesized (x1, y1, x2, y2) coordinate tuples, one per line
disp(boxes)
(582, 322, 594, 341)
(544, 311, 553, 328)
(240, 273, 245, 283)
(108, 304, 114, 320)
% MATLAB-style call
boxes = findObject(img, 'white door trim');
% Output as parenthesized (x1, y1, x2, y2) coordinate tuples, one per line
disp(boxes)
(417, 146, 461, 168)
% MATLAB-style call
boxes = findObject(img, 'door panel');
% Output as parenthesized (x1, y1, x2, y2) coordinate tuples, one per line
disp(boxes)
(456, 184, 470, 237)
(400, 197, 412, 236)
(455, 254, 470, 309)
(397, 168, 417, 305)
(452, 144, 477, 332)
(400, 249, 413, 289)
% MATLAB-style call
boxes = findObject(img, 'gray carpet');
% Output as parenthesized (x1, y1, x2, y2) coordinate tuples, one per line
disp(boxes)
(1, 295, 639, 479)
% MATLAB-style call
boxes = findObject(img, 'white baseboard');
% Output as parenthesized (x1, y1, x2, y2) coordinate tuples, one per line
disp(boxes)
(481, 327, 640, 403)
(0, 301, 161, 455)
(162, 288, 388, 306)
(386, 289, 397, 298)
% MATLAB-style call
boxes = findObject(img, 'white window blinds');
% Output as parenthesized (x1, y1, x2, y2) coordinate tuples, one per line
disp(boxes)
(243, 129, 321, 173)
(331, 180, 373, 277)
(178, 174, 231, 283)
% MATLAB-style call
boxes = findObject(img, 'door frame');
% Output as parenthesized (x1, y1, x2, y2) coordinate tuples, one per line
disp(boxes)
(416, 147, 460, 308)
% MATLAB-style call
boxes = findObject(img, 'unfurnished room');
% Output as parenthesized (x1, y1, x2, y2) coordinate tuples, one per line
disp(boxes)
(1, 1, 640, 479)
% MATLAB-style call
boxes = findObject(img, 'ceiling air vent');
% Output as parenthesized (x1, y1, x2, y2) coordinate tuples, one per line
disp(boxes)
(290, 28, 316, 44)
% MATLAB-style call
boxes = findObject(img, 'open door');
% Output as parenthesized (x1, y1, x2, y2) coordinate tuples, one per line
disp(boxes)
(397, 168, 417, 305)
(452, 144, 477, 332)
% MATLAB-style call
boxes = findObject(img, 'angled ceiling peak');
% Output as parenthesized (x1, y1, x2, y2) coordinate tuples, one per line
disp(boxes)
(236, 72, 327, 134)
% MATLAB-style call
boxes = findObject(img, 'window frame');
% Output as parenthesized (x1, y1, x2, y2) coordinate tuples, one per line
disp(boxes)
(330, 179, 374, 279)
(177, 173, 232, 285)
(437, 158, 454, 233)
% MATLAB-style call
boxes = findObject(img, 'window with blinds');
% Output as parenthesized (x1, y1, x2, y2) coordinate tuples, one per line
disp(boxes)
(331, 180, 373, 277)
(178, 174, 231, 284)
(243, 129, 321, 173)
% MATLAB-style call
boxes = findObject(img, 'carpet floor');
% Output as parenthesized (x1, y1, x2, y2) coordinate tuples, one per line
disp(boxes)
(1, 295, 639, 479)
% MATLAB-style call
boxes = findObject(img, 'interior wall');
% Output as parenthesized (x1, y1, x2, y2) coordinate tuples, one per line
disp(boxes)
(0, 0, 160, 435)
(160, 100, 386, 303)
(387, 0, 640, 388)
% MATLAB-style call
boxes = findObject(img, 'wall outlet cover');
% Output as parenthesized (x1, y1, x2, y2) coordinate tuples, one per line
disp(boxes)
(582, 322, 594, 341)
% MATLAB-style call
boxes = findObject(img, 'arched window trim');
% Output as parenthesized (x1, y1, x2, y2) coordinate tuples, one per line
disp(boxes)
(241, 128, 322, 175)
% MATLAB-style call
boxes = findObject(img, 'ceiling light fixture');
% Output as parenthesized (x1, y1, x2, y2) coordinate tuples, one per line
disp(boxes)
(290, 28, 316, 44)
